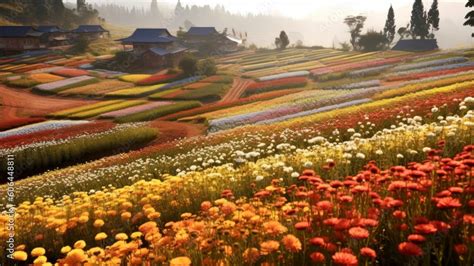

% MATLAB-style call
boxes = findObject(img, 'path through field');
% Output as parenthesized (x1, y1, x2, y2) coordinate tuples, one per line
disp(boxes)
(221, 78, 253, 102)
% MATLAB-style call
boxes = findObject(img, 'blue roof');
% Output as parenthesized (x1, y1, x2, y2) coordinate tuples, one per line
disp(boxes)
(118, 28, 176, 44)
(37, 26, 66, 33)
(0, 26, 42, 38)
(148, 46, 187, 56)
(392, 39, 439, 52)
(72, 25, 108, 33)
(186, 27, 219, 36)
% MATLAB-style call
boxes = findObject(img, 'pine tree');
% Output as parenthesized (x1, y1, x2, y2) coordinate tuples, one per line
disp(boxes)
(174, 0, 184, 16)
(410, 0, 429, 39)
(428, 0, 440, 33)
(279, 31, 290, 49)
(466, 0, 474, 37)
(383, 5, 396, 45)
(150, 0, 158, 16)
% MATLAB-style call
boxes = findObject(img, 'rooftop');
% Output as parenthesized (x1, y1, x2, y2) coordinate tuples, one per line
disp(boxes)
(186, 27, 220, 36)
(72, 25, 109, 33)
(0, 26, 43, 38)
(118, 28, 176, 44)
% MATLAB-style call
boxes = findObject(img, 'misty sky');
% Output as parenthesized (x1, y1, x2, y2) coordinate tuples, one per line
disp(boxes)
(73, 0, 467, 18)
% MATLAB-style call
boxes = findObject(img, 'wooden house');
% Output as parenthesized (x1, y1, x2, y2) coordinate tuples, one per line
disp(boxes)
(184, 27, 241, 54)
(118, 28, 188, 68)
(0, 26, 45, 54)
(37, 26, 69, 47)
(71, 25, 109, 40)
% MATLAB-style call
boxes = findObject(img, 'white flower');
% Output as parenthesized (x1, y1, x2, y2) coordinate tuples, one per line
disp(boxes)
(190, 165, 197, 171)
(431, 106, 439, 113)
(304, 161, 313, 168)
(375, 149, 383, 155)
(356, 153, 365, 159)
(422, 147, 431, 153)
(308, 136, 325, 144)
(291, 172, 300, 178)
(255, 175, 264, 182)
(397, 154, 404, 159)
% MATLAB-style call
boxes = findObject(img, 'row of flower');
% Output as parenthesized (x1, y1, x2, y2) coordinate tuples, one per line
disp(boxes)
(1, 106, 472, 264)
(0, 120, 90, 139)
(385, 61, 474, 80)
(245, 77, 308, 95)
(33, 75, 99, 93)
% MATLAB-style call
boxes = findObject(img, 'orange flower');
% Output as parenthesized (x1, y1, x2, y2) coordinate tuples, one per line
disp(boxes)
(294, 221, 311, 231)
(170, 256, 191, 266)
(436, 197, 462, 209)
(260, 240, 280, 255)
(407, 234, 426, 243)
(201, 201, 212, 211)
(139, 221, 157, 234)
(360, 247, 376, 259)
(310, 252, 325, 262)
(398, 242, 423, 256)
(243, 248, 260, 263)
(332, 251, 358, 265)
(348, 227, 369, 239)
(309, 237, 326, 246)
(282, 234, 302, 252)
(262, 221, 288, 236)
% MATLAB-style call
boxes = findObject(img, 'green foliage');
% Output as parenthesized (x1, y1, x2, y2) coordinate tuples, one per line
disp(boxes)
(179, 55, 198, 76)
(384, 5, 396, 45)
(197, 58, 217, 76)
(275, 30, 290, 49)
(358, 30, 387, 51)
(410, 0, 430, 39)
(343, 15, 367, 51)
(70, 36, 90, 54)
(115, 101, 201, 123)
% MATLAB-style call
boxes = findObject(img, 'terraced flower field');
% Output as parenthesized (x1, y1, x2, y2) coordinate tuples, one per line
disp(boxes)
(0, 47, 473, 265)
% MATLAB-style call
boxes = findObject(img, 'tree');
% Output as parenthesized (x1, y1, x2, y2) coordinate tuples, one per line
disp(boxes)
(179, 55, 198, 76)
(197, 59, 217, 76)
(339, 42, 351, 51)
(465, 0, 474, 37)
(174, 0, 184, 16)
(428, 0, 440, 34)
(150, 0, 159, 16)
(398, 24, 412, 40)
(410, 0, 430, 39)
(358, 30, 387, 51)
(383, 5, 396, 46)
(275, 31, 289, 49)
(344, 15, 367, 50)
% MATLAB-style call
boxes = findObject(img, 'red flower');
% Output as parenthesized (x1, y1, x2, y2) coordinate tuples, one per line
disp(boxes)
(332, 252, 358, 266)
(295, 221, 311, 231)
(408, 234, 426, 243)
(309, 237, 326, 246)
(393, 210, 406, 219)
(398, 242, 423, 256)
(310, 252, 325, 263)
(436, 197, 462, 209)
(360, 247, 377, 259)
(454, 244, 468, 255)
(348, 227, 369, 239)
(414, 223, 437, 234)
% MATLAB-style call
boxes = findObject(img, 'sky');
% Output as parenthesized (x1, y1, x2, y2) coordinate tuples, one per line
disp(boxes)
(73, 0, 467, 19)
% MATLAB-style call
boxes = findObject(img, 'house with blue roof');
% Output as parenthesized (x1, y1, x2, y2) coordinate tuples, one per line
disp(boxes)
(118, 28, 188, 68)
(0, 26, 45, 54)
(184, 27, 242, 54)
(71, 25, 109, 40)
(37, 26, 69, 47)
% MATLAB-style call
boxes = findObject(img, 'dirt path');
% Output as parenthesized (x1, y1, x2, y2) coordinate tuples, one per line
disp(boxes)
(221, 78, 253, 102)
(0, 85, 96, 116)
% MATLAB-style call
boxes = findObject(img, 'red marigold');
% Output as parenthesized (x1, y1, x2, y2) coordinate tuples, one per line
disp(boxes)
(310, 252, 325, 263)
(317, 200, 333, 210)
(295, 221, 311, 231)
(408, 234, 426, 243)
(398, 242, 423, 256)
(360, 247, 376, 259)
(282, 234, 302, 252)
(393, 210, 406, 219)
(454, 244, 468, 255)
(436, 197, 462, 209)
(332, 251, 358, 266)
(309, 237, 326, 246)
(414, 223, 437, 234)
(348, 227, 369, 239)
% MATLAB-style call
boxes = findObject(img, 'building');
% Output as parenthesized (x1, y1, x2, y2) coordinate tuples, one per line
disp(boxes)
(0, 26, 45, 54)
(71, 25, 109, 40)
(37, 26, 69, 47)
(392, 39, 439, 52)
(118, 28, 188, 68)
(183, 27, 242, 54)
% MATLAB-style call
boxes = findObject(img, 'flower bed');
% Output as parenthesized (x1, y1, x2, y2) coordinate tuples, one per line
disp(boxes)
(105, 84, 168, 97)
(58, 80, 134, 96)
(0, 120, 90, 138)
(200, 75, 234, 84)
(118, 74, 152, 83)
(258, 71, 310, 82)
(245, 76, 308, 95)
(115, 101, 201, 123)
(385, 64, 474, 82)
(100, 101, 174, 118)
(323, 79, 381, 90)
(135, 73, 181, 86)
(68, 100, 148, 119)
(34, 76, 99, 93)
(391, 56, 468, 72)
(51, 68, 90, 77)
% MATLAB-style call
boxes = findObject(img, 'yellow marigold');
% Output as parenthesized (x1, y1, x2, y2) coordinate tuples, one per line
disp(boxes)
(61, 246, 71, 254)
(282, 234, 302, 252)
(115, 233, 129, 241)
(93, 219, 105, 228)
(33, 255, 47, 264)
(95, 232, 108, 241)
(121, 211, 132, 220)
(12, 251, 28, 261)
(16, 244, 26, 251)
(73, 240, 86, 249)
(262, 221, 288, 236)
(131, 232, 143, 239)
(64, 249, 86, 264)
(170, 256, 192, 266)
(88, 247, 105, 257)
(139, 221, 157, 234)
(31, 247, 46, 257)
(147, 212, 161, 220)
(260, 240, 280, 255)
(78, 215, 89, 224)
(243, 248, 260, 264)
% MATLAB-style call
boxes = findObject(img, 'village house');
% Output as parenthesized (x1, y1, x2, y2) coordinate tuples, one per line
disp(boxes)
(37, 26, 70, 47)
(71, 25, 110, 40)
(0, 26, 45, 54)
(118, 28, 188, 68)
(183, 27, 242, 54)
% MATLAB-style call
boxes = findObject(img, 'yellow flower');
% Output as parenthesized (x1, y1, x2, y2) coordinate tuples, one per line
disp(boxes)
(282, 234, 302, 252)
(31, 247, 46, 257)
(33, 255, 47, 264)
(170, 256, 192, 266)
(78, 215, 89, 224)
(61, 246, 71, 254)
(95, 232, 108, 241)
(64, 249, 86, 264)
(121, 211, 132, 220)
(12, 251, 28, 261)
(93, 219, 105, 228)
(131, 232, 143, 239)
(115, 233, 129, 241)
(74, 240, 86, 249)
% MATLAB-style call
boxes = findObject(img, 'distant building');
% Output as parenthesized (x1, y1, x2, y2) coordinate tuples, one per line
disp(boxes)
(0, 26, 45, 54)
(37, 26, 69, 47)
(184, 27, 242, 54)
(118, 28, 188, 68)
(392, 39, 439, 52)
(71, 25, 109, 40)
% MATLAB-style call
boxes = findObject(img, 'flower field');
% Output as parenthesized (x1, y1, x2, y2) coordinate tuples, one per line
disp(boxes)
(0, 48, 473, 265)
